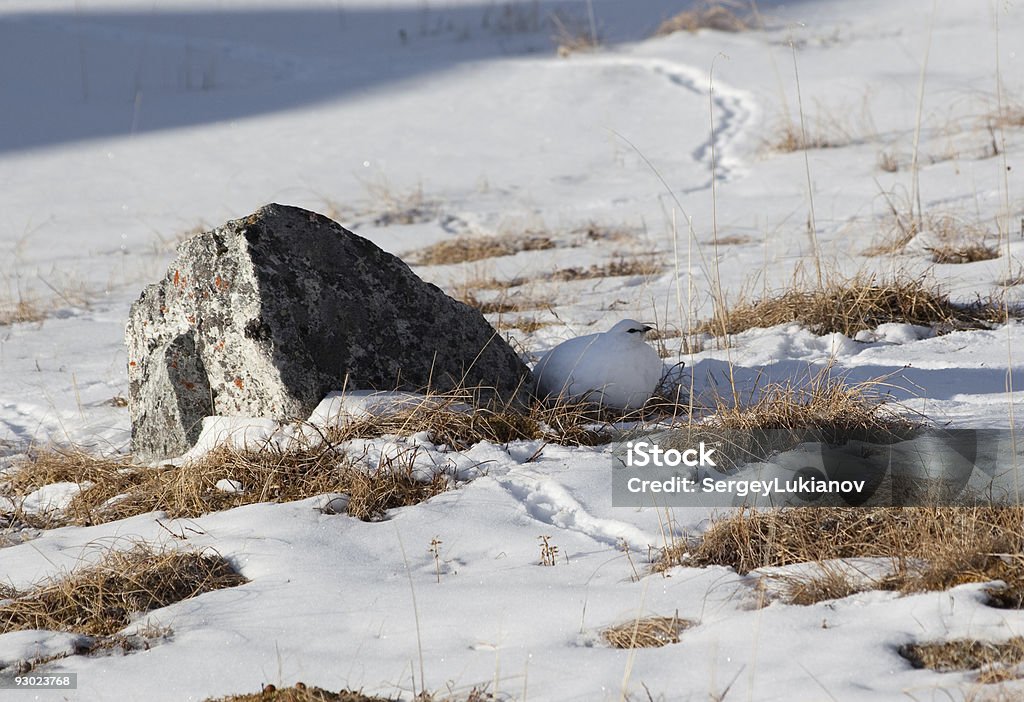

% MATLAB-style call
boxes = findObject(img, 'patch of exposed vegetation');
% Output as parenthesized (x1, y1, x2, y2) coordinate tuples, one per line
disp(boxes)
(207, 684, 397, 702)
(652, 369, 917, 474)
(410, 233, 554, 265)
(4, 395, 623, 528)
(0, 544, 245, 637)
(698, 274, 1007, 337)
(655, 1, 753, 35)
(548, 258, 662, 281)
(927, 243, 1000, 264)
(207, 683, 498, 702)
(0, 298, 45, 326)
(659, 506, 1024, 605)
(458, 290, 552, 315)
(899, 637, 1024, 677)
(5, 443, 451, 527)
(601, 614, 695, 648)
(361, 180, 438, 226)
(768, 122, 855, 152)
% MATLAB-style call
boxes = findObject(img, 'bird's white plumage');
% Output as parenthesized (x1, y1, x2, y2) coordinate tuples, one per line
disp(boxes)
(533, 319, 664, 410)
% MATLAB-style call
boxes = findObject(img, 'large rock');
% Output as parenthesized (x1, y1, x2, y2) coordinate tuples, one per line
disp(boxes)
(126, 203, 531, 460)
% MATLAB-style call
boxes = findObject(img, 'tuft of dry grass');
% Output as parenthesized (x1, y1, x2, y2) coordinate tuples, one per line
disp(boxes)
(660, 506, 1024, 605)
(207, 684, 397, 702)
(206, 683, 498, 702)
(771, 563, 869, 605)
(878, 151, 900, 173)
(552, 11, 600, 57)
(410, 233, 554, 266)
(6, 442, 452, 526)
(998, 265, 1024, 288)
(601, 614, 696, 648)
(458, 290, 552, 315)
(548, 258, 662, 282)
(698, 274, 1007, 338)
(4, 396, 618, 528)
(709, 234, 753, 246)
(0, 298, 45, 326)
(708, 369, 915, 444)
(0, 543, 245, 637)
(900, 637, 1024, 675)
(494, 316, 554, 334)
(927, 243, 1000, 264)
(769, 122, 853, 152)
(866, 210, 999, 260)
(989, 104, 1024, 130)
(650, 368, 917, 477)
(361, 180, 437, 226)
(655, 1, 751, 35)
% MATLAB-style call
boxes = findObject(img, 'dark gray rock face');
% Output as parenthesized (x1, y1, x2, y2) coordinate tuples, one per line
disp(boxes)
(126, 203, 531, 460)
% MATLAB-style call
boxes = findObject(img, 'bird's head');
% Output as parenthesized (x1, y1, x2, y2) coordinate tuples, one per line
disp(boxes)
(608, 319, 655, 337)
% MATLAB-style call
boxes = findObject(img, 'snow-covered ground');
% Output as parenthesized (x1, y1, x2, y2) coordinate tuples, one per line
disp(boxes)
(2, 0, 1023, 699)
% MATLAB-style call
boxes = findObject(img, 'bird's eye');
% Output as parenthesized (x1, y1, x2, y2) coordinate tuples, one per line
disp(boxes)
(627, 328, 642, 334)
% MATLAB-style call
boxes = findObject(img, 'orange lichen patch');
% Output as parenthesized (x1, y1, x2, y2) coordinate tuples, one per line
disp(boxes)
(233, 378, 244, 389)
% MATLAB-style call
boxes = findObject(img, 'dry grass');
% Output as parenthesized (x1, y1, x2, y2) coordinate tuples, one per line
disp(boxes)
(655, 1, 752, 35)
(6, 443, 452, 526)
(601, 614, 696, 648)
(361, 180, 437, 226)
(922, 214, 1000, 264)
(866, 209, 999, 260)
(455, 257, 657, 318)
(207, 685, 397, 702)
(709, 370, 914, 443)
(653, 368, 917, 474)
(697, 274, 1006, 338)
(660, 506, 1024, 604)
(548, 258, 662, 281)
(709, 234, 753, 246)
(207, 684, 498, 702)
(927, 243, 1000, 264)
(878, 151, 900, 173)
(410, 233, 554, 266)
(552, 11, 600, 57)
(458, 290, 552, 315)
(4, 396, 617, 528)
(989, 104, 1024, 130)
(0, 298, 46, 326)
(771, 562, 869, 605)
(998, 266, 1024, 288)
(900, 637, 1024, 675)
(495, 316, 554, 334)
(768, 121, 854, 152)
(0, 543, 245, 637)
(646, 325, 703, 358)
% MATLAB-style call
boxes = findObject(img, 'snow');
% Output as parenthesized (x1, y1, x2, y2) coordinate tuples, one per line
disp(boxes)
(1, 0, 1024, 699)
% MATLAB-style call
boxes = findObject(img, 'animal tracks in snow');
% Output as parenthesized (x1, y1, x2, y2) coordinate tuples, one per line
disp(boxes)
(564, 54, 758, 191)
(496, 469, 653, 552)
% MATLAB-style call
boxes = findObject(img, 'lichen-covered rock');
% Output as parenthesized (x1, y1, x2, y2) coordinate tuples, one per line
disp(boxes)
(126, 203, 531, 460)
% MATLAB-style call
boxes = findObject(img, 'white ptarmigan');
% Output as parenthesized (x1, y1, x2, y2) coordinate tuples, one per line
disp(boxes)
(533, 319, 664, 410)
